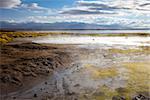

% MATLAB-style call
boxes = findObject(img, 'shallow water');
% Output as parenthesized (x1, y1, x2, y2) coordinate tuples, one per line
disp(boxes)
(33, 35, 150, 46)
(28, 30, 150, 34)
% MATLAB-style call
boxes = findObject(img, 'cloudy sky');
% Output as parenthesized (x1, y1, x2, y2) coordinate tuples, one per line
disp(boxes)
(0, 0, 150, 29)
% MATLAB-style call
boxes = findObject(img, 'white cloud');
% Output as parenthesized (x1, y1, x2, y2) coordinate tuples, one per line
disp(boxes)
(60, 0, 140, 15)
(0, 0, 21, 8)
(0, 0, 48, 11)
(21, 3, 47, 10)
(57, 0, 150, 28)
(24, 11, 150, 28)
(18, 2, 53, 14)
(1, 0, 150, 29)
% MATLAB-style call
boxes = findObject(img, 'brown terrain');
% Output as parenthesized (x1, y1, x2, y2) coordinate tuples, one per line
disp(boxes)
(0, 42, 72, 99)
(0, 33, 150, 100)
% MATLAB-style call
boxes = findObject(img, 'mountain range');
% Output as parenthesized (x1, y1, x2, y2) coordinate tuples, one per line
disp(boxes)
(0, 21, 149, 30)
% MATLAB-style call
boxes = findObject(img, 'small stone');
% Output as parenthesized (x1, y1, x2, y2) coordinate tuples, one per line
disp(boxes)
(34, 94, 37, 97)
(74, 84, 80, 87)
(116, 87, 128, 93)
(45, 82, 47, 85)
(93, 91, 105, 96)
(13, 97, 16, 99)
(132, 94, 148, 100)
(112, 95, 126, 100)
(67, 92, 75, 95)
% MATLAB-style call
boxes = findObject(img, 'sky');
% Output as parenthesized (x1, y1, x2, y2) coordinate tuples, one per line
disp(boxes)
(0, 0, 150, 29)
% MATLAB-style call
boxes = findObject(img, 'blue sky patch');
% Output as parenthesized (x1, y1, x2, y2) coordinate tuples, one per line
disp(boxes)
(0, 0, 150, 29)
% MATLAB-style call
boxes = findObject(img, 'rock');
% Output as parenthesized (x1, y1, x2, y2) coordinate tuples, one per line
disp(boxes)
(116, 87, 128, 93)
(74, 84, 80, 87)
(112, 95, 126, 100)
(11, 74, 23, 86)
(13, 96, 16, 99)
(45, 82, 48, 85)
(132, 94, 149, 100)
(93, 91, 105, 96)
(33, 94, 37, 97)
(13, 67, 22, 72)
(1, 74, 11, 83)
(67, 92, 76, 96)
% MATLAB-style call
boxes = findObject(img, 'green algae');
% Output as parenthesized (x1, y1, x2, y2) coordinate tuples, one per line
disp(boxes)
(88, 62, 150, 100)
(0, 31, 49, 44)
(109, 47, 150, 54)
(83, 64, 118, 79)
(122, 62, 150, 95)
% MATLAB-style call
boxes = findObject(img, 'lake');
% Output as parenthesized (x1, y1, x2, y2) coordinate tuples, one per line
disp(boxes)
(28, 29, 150, 34)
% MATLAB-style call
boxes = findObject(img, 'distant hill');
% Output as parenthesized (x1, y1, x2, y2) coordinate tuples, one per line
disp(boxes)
(0, 21, 149, 30)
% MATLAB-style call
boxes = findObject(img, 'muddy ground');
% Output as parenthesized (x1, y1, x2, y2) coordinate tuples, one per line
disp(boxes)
(0, 41, 150, 100)
(0, 42, 72, 99)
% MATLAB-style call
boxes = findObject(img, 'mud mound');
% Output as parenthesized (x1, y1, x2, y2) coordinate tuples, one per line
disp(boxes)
(0, 42, 71, 94)
(6, 42, 49, 50)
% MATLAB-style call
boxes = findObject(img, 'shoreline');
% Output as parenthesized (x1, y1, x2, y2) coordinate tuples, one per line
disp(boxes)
(1, 31, 150, 44)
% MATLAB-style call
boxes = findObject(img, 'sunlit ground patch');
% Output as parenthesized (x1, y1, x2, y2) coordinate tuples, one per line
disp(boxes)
(89, 62, 150, 100)
(109, 47, 150, 54)
(0, 32, 50, 44)
(122, 62, 150, 94)
(83, 64, 118, 79)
